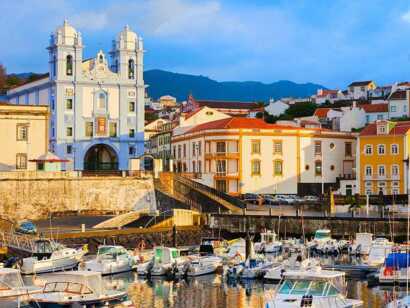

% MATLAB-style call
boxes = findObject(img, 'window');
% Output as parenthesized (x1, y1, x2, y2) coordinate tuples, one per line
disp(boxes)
(66, 144, 72, 154)
(365, 145, 372, 155)
(392, 165, 399, 176)
(85, 122, 93, 137)
(216, 142, 226, 153)
(251, 159, 261, 175)
(109, 122, 117, 137)
(129, 129, 135, 138)
(366, 115, 370, 123)
(192, 142, 196, 156)
(173, 146, 176, 158)
(37, 162, 44, 171)
(377, 114, 384, 120)
(345, 142, 352, 157)
(16, 153, 27, 170)
(178, 145, 181, 159)
(198, 161, 202, 173)
(405, 105, 408, 112)
(315, 160, 322, 176)
(378, 165, 385, 176)
(329, 143, 335, 150)
(17, 125, 28, 141)
(52, 55, 57, 77)
(183, 144, 186, 157)
(330, 165, 335, 171)
(128, 59, 135, 79)
(66, 55, 73, 76)
(129, 146, 136, 155)
(129, 101, 135, 112)
(66, 127, 73, 137)
(66, 98, 73, 110)
(391, 105, 397, 112)
(251, 140, 261, 154)
(391, 144, 399, 154)
(98, 93, 106, 109)
(215, 180, 227, 193)
(365, 166, 372, 176)
(198, 141, 202, 155)
(378, 144, 385, 155)
(392, 188, 399, 195)
(305, 164, 309, 171)
(314, 141, 322, 155)
(51, 99, 55, 111)
(216, 160, 226, 175)
(192, 161, 196, 172)
(273, 141, 283, 154)
(274, 160, 283, 176)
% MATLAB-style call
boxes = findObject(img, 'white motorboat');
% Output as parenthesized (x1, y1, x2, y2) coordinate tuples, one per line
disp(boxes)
(241, 257, 276, 279)
(0, 268, 42, 307)
(184, 239, 223, 277)
(29, 271, 126, 307)
(365, 237, 393, 267)
(379, 252, 410, 284)
(137, 246, 187, 277)
(387, 295, 410, 308)
(307, 229, 342, 255)
(81, 245, 139, 275)
(349, 233, 373, 256)
(254, 231, 282, 254)
(265, 268, 363, 307)
(264, 254, 321, 282)
(20, 240, 86, 275)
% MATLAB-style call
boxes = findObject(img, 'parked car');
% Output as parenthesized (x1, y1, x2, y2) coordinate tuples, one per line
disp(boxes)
(16, 220, 37, 235)
(263, 195, 278, 205)
(243, 193, 262, 205)
(303, 195, 320, 204)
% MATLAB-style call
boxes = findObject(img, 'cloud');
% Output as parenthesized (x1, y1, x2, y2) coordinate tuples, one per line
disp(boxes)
(70, 11, 108, 31)
(402, 10, 410, 23)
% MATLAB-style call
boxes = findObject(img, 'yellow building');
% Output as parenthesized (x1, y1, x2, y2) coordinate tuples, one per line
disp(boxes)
(358, 120, 410, 195)
(0, 103, 49, 171)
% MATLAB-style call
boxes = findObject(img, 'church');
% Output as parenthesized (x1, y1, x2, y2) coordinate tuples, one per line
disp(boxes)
(7, 21, 145, 171)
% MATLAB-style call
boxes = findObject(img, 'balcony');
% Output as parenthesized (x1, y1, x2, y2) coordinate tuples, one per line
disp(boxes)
(214, 171, 239, 179)
(205, 152, 239, 159)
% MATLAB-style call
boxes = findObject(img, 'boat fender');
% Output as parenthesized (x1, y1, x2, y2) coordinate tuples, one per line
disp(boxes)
(383, 267, 393, 276)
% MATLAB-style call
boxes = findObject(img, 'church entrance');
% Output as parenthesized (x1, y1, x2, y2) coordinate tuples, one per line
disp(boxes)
(83, 144, 118, 170)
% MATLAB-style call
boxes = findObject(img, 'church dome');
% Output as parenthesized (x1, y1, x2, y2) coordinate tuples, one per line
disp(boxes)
(116, 25, 138, 50)
(53, 20, 81, 46)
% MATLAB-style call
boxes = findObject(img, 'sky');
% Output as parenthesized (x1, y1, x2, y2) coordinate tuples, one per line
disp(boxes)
(2, 0, 410, 88)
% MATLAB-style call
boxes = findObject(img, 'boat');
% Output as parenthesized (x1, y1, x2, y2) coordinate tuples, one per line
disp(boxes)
(387, 295, 410, 308)
(137, 246, 187, 277)
(29, 271, 126, 307)
(379, 252, 410, 284)
(364, 237, 393, 267)
(265, 268, 363, 307)
(254, 231, 282, 254)
(184, 239, 223, 277)
(0, 268, 41, 307)
(81, 245, 139, 275)
(264, 254, 321, 282)
(349, 233, 373, 256)
(240, 257, 276, 279)
(307, 229, 345, 255)
(20, 240, 86, 275)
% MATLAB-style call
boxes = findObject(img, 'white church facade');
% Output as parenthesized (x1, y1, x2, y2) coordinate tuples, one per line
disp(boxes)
(7, 21, 145, 171)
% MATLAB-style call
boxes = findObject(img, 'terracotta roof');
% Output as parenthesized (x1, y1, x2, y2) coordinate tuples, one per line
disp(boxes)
(313, 108, 331, 118)
(360, 103, 388, 113)
(389, 90, 407, 100)
(360, 121, 410, 136)
(29, 152, 69, 163)
(398, 82, 410, 86)
(184, 107, 204, 120)
(186, 117, 309, 134)
(348, 80, 373, 87)
(194, 98, 260, 110)
(317, 90, 339, 97)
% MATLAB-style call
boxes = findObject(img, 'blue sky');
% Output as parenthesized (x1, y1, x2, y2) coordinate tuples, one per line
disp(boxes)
(2, 0, 410, 88)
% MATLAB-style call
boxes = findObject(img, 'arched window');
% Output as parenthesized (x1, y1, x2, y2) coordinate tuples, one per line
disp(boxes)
(128, 59, 135, 79)
(98, 93, 106, 109)
(99, 54, 104, 64)
(52, 55, 57, 77)
(66, 55, 73, 76)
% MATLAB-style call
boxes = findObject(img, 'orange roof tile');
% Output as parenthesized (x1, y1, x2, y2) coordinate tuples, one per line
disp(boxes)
(360, 103, 388, 113)
(313, 108, 331, 118)
(360, 121, 410, 136)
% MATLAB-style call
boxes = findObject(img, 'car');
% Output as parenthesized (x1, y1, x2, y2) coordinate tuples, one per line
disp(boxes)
(16, 220, 37, 235)
(243, 193, 263, 205)
(263, 195, 278, 205)
(304, 195, 320, 204)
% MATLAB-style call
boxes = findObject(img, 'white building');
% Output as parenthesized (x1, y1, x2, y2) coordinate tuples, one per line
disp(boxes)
(361, 103, 388, 123)
(388, 89, 409, 119)
(347, 81, 376, 100)
(172, 117, 356, 195)
(264, 99, 289, 116)
(7, 21, 145, 171)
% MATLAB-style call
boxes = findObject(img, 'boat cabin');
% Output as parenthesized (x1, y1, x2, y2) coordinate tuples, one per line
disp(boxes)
(261, 231, 278, 243)
(97, 246, 128, 258)
(154, 247, 180, 264)
(0, 268, 24, 293)
(313, 230, 331, 241)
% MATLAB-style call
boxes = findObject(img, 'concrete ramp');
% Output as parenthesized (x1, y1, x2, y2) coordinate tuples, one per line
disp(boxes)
(93, 211, 143, 229)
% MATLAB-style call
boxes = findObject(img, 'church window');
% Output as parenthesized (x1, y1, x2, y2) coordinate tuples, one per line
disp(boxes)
(66, 55, 73, 76)
(66, 144, 73, 154)
(66, 127, 73, 137)
(129, 146, 136, 155)
(96, 117, 106, 136)
(109, 122, 117, 137)
(99, 54, 104, 64)
(52, 55, 57, 77)
(66, 98, 73, 110)
(128, 59, 135, 79)
(129, 101, 135, 112)
(85, 122, 93, 137)
(98, 93, 106, 109)
(129, 129, 135, 138)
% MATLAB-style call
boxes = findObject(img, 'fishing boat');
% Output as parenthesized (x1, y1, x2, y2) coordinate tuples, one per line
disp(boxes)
(20, 240, 86, 275)
(379, 252, 410, 284)
(264, 254, 321, 282)
(81, 245, 139, 275)
(254, 231, 282, 254)
(265, 268, 363, 307)
(0, 268, 42, 307)
(307, 229, 344, 255)
(29, 271, 126, 307)
(183, 239, 223, 277)
(349, 233, 373, 256)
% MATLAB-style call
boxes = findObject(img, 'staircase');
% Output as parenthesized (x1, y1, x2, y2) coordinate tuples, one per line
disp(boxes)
(93, 211, 143, 229)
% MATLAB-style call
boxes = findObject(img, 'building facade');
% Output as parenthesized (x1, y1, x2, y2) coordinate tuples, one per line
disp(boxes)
(357, 120, 410, 195)
(172, 117, 356, 195)
(7, 21, 145, 170)
(0, 104, 49, 171)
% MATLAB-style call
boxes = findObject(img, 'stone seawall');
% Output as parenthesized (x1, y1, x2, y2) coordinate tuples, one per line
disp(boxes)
(0, 172, 156, 221)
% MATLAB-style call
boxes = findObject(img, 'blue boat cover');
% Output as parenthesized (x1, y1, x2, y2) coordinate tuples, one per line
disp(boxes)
(385, 253, 410, 269)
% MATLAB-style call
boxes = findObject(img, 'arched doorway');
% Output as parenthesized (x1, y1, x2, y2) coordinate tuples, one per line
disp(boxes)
(84, 144, 118, 170)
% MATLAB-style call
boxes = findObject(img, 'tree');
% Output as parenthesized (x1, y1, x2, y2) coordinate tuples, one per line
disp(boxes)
(255, 112, 264, 119)
(284, 101, 317, 118)
(0, 64, 6, 93)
